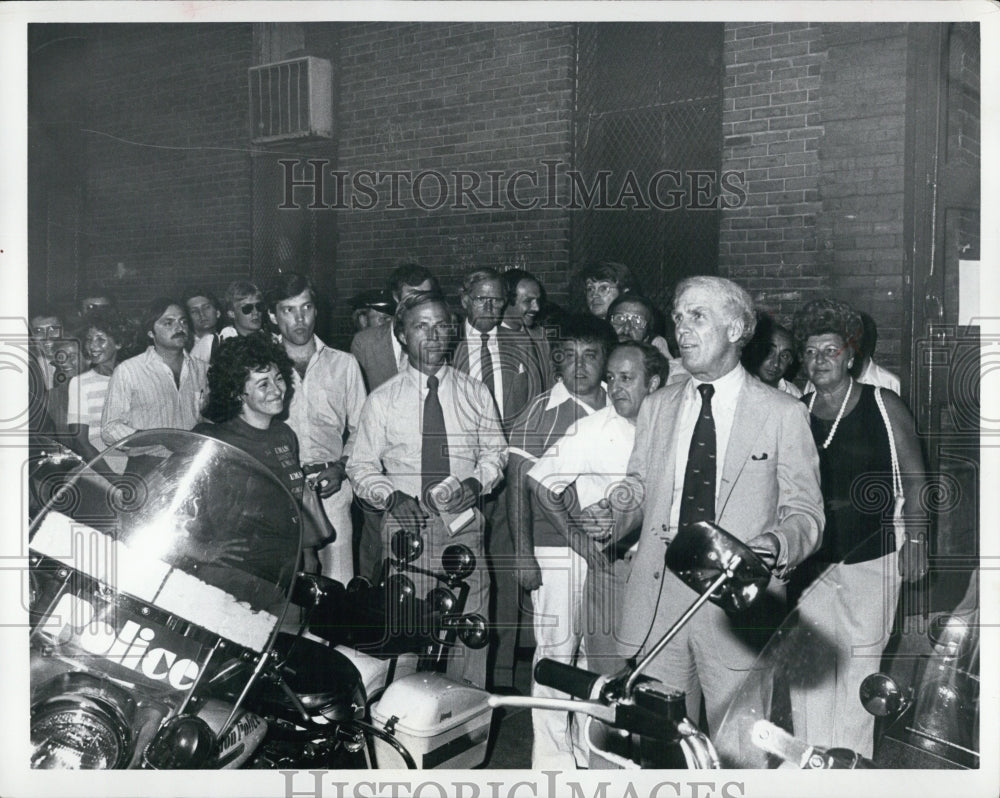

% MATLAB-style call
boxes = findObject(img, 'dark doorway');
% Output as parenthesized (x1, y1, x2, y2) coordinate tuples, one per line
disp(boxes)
(571, 23, 724, 313)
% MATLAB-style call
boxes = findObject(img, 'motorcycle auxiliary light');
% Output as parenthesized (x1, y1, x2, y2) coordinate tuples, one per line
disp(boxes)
(31, 672, 137, 769)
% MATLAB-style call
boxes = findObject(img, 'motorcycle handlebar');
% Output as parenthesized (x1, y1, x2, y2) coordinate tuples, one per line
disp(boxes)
(533, 659, 604, 700)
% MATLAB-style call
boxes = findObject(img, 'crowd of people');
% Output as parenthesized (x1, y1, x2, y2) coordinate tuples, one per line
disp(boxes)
(27, 261, 928, 767)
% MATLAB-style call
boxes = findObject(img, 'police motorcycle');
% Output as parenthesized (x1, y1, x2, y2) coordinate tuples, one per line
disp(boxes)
(490, 519, 982, 771)
(488, 519, 775, 768)
(27, 430, 490, 770)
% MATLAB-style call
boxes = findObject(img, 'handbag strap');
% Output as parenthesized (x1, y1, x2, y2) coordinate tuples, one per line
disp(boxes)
(873, 386, 903, 499)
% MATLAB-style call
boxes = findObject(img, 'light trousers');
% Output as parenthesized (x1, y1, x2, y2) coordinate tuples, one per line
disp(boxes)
(789, 552, 902, 758)
(316, 482, 355, 585)
(530, 545, 589, 770)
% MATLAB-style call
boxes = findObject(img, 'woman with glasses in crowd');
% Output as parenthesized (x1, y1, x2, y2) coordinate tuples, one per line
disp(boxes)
(605, 292, 688, 386)
(788, 298, 927, 758)
(573, 261, 641, 320)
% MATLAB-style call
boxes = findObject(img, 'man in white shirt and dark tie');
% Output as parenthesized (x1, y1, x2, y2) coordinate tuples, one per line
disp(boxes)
(348, 291, 507, 688)
(592, 276, 825, 766)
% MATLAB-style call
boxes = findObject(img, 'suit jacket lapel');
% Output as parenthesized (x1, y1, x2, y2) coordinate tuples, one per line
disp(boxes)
(451, 326, 471, 374)
(377, 323, 399, 377)
(717, 377, 770, 515)
(642, 382, 685, 530)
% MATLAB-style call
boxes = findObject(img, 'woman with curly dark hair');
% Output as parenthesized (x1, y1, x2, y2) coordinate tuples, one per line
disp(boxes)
(195, 332, 320, 572)
(788, 298, 927, 758)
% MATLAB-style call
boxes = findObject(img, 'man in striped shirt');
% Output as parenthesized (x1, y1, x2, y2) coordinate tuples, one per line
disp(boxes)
(102, 298, 208, 469)
(504, 313, 615, 770)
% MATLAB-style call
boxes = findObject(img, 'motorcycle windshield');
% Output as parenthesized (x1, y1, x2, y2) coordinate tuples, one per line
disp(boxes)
(30, 430, 302, 697)
(713, 548, 915, 768)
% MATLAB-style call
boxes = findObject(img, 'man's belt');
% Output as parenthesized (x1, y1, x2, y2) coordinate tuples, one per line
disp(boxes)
(303, 460, 339, 477)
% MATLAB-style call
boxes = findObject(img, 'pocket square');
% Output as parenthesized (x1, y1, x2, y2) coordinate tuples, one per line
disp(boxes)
(751, 452, 769, 461)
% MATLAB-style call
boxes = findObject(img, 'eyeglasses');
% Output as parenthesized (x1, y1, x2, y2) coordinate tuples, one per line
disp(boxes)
(31, 325, 63, 338)
(609, 312, 648, 328)
(471, 296, 503, 308)
(586, 282, 616, 298)
(240, 301, 267, 315)
(802, 345, 844, 362)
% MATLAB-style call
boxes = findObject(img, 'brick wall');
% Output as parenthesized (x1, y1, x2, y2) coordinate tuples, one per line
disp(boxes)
(331, 22, 576, 336)
(35, 21, 920, 373)
(720, 22, 910, 377)
(82, 24, 254, 315)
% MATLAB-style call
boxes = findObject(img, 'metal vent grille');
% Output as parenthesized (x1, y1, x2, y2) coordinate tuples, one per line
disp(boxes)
(249, 56, 333, 143)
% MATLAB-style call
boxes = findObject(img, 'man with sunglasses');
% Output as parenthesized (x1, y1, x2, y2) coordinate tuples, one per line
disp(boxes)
(220, 280, 268, 340)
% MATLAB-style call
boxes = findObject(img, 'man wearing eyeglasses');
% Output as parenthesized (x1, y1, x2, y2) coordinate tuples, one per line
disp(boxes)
(220, 280, 268, 340)
(453, 267, 546, 692)
(606, 293, 689, 386)
(453, 268, 545, 433)
(29, 309, 64, 392)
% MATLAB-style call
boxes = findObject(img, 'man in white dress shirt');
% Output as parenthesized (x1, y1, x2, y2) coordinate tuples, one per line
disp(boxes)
(269, 272, 367, 585)
(526, 340, 668, 768)
(102, 298, 208, 472)
(185, 291, 223, 363)
(348, 291, 507, 688)
(590, 276, 824, 766)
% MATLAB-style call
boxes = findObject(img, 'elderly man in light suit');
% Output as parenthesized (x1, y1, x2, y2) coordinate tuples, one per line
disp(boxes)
(593, 276, 824, 767)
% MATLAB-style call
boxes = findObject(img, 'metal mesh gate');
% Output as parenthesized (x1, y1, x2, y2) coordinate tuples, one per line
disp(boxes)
(572, 23, 724, 314)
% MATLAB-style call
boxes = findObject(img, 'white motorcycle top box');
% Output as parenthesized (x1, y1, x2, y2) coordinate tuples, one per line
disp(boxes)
(370, 672, 494, 769)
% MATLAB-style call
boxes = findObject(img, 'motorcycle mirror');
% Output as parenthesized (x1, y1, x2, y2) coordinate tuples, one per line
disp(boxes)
(386, 573, 416, 603)
(427, 586, 457, 613)
(390, 528, 424, 563)
(928, 614, 973, 659)
(664, 521, 771, 613)
(859, 673, 908, 717)
(441, 544, 476, 581)
(456, 614, 489, 649)
(144, 715, 216, 769)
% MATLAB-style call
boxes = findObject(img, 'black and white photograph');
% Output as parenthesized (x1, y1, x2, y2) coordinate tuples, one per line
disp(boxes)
(2, 2, 997, 796)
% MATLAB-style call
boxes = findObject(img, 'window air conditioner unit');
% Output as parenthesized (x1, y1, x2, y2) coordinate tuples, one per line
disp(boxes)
(249, 56, 333, 143)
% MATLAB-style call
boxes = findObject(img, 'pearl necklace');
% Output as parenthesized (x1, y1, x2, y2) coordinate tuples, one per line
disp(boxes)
(808, 379, 853, 449)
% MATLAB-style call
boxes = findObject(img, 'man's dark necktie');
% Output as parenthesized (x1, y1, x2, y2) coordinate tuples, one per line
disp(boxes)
(678, 383, 716, 528)
(421, 374, 450, 501)
(209, 333, 220, 362)
(479, 333, 496, 400)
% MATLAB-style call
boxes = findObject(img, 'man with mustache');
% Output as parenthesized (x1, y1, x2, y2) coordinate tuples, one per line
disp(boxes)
(102, 298, 208, 464)
(269, 272, 367, 584)
(501, 268, 554, 390)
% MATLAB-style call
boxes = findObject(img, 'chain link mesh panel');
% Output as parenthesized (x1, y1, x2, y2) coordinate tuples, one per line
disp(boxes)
(572, 23, 724, 314)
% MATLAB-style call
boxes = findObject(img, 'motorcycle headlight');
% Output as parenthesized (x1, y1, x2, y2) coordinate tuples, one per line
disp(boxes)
(31, 673, 136, 769)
